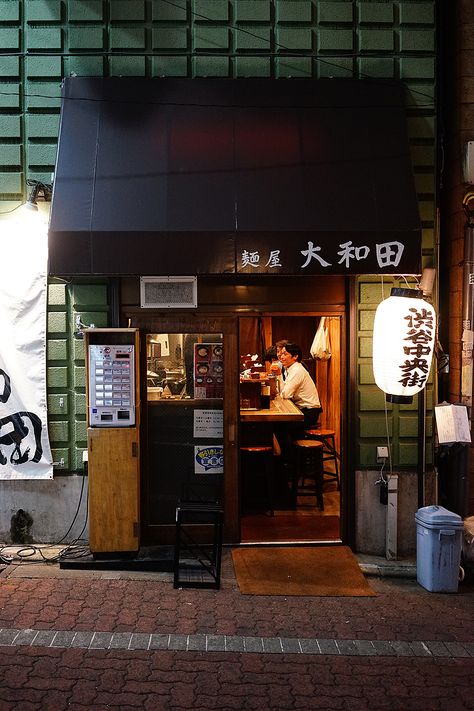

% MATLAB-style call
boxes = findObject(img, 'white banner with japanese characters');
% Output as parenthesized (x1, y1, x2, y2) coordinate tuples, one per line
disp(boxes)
(0, 215, 53, 479)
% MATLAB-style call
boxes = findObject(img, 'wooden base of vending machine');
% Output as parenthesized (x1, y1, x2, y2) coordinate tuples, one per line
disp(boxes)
(85, 328, 141, 555)
(87, 427, 140, 554)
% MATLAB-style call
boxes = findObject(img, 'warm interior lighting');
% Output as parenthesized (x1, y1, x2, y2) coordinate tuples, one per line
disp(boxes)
(372, 287, 436, 404)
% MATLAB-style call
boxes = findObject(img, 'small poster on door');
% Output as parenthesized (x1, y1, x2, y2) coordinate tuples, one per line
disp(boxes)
(193, 409, 223, 438)
(194, 445, 224, 473)
(194, 343, 224, 399)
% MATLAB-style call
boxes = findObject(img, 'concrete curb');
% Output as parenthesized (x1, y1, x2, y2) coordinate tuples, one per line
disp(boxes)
(359, 562, 417, 579)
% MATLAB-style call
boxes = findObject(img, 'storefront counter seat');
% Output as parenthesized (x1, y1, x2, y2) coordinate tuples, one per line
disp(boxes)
(240, 445, 275, 517)
(293, 439, 324, 511)
(304, 428, 340, 490)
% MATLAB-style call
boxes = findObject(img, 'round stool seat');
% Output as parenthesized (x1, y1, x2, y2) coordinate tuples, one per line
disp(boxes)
(304, 429, 339, 490)
(292, 439, 324, 510)
(305, 428, 335, 438)
(240, 446, 274, 516)
(294, 439, 324, 449)
(240, 446, 273, 453)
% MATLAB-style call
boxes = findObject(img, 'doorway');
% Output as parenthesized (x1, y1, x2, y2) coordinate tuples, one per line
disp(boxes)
(239, 313, 343, 544)
(122, 306, 345, 546)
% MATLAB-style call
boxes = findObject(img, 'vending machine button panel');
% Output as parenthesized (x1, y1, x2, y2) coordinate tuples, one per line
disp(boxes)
(88, 344, 135, 426)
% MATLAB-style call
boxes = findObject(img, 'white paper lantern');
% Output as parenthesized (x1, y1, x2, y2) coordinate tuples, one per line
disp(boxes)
(373, 288, 436, 404)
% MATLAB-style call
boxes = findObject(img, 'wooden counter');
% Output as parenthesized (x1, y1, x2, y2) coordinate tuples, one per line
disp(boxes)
(240, 396, 303, 422)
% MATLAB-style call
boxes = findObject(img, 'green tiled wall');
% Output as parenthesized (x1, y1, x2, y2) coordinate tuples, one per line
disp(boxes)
(0, 1, 436, 470)
(47, 281, 109, 472)
(0, 0, 437, 211)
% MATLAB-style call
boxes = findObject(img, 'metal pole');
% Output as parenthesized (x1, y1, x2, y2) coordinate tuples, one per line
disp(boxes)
(417, 388, 426, 509)
(459, 193, 474, 516)
(461, 194, 474, 416)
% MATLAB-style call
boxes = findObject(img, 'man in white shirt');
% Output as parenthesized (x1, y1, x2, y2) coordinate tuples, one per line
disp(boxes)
(279, 343, 322, 429)
(272, 343, 322, 504)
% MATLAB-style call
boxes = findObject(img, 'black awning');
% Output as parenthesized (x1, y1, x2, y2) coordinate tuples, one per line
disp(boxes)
(48, 77, 421, 276)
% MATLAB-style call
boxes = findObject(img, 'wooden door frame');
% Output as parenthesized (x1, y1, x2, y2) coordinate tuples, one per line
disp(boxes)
(122, 310, 240, 544)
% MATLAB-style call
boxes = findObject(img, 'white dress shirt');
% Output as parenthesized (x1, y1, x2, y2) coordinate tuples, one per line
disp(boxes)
(279, 361, 321, 409)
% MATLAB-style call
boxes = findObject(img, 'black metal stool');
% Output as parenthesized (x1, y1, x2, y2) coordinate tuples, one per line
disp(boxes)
(304, 428, 340, 490)
(173, 475, 223, 589)
(240, 445, 274, 516)
(293, 439, 324, 511)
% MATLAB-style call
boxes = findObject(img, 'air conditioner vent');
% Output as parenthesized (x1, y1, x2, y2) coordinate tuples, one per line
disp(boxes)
(140, 277, 197, 309)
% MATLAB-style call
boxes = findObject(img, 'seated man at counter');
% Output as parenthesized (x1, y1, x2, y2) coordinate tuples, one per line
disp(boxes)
(278, 343, 322, 431)
(272, 342, 321, 504)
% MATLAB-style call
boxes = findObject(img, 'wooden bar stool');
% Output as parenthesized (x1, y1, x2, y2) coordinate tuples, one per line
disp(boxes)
(304, 428, 340, 490)
(293, 439, 324, 511)
(240, 445, 274, 516)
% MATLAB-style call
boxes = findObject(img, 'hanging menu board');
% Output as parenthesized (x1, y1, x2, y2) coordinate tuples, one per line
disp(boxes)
(434, 403, 471, 445)
(194, 343, 224, 399)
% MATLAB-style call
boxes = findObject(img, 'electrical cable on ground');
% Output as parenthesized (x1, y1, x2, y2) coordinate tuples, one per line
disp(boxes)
(0, 470, 90, 566)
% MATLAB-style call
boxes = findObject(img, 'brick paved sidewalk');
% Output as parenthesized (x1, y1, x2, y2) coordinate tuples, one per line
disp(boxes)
(0, 547, 473, 710)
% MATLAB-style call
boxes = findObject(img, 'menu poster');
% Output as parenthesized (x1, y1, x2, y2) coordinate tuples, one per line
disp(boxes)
(194, 343, 224, 399)
(434, 403, 471, 445)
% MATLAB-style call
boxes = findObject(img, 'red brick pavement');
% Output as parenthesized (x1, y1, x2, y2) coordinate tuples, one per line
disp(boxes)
(0, 572, 472, 642)
(0, 553, 472, 710)
(0, 647, 472, 710)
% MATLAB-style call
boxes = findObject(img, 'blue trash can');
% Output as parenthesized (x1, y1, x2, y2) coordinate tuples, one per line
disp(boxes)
(415, 505, 464, 592)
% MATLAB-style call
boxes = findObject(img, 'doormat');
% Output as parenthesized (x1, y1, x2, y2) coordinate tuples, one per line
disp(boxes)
(231, 545, 376, 596)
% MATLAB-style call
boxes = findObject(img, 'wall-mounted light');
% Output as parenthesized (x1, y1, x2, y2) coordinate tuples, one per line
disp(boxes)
(24, 180, 52, 211)
(25, 183, 40, 211)
(372, 287, 436, 404)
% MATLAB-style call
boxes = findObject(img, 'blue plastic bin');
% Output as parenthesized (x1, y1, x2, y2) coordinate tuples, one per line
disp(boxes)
(415, 505, 463, 592)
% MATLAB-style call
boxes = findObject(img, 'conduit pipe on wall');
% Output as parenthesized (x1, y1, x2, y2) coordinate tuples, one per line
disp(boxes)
(417, 267, 436, 509)
(456, 191, 474, 518)
(461, 192, 474, 417)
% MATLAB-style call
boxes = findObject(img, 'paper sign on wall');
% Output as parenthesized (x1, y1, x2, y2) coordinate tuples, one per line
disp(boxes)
(434, 403, 471, 445)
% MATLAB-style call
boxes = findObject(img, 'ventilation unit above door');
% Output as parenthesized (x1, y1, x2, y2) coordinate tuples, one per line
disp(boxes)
(140, 277, 197, 309)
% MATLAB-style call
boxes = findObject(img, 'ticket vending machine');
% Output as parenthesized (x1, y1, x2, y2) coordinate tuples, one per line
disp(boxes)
(85, 328, 140, 555)
(88, 343, 135, 427)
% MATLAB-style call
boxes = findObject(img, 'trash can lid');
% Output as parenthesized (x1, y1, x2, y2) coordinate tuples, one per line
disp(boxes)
(415, 505, 464, 528)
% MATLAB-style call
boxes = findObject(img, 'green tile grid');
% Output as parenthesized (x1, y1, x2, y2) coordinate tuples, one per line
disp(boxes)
(45, 282, 110, 472)
(25, 0, 62, 22)
(236, 1, 271, 23)
(0, 1, 437, 471)
(0, 0, 20, 21)
(276, 1, 312, 23)
(68, 0, 103, 23)
(0, 0, 437, 197)
(193, 0, 230, 22)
